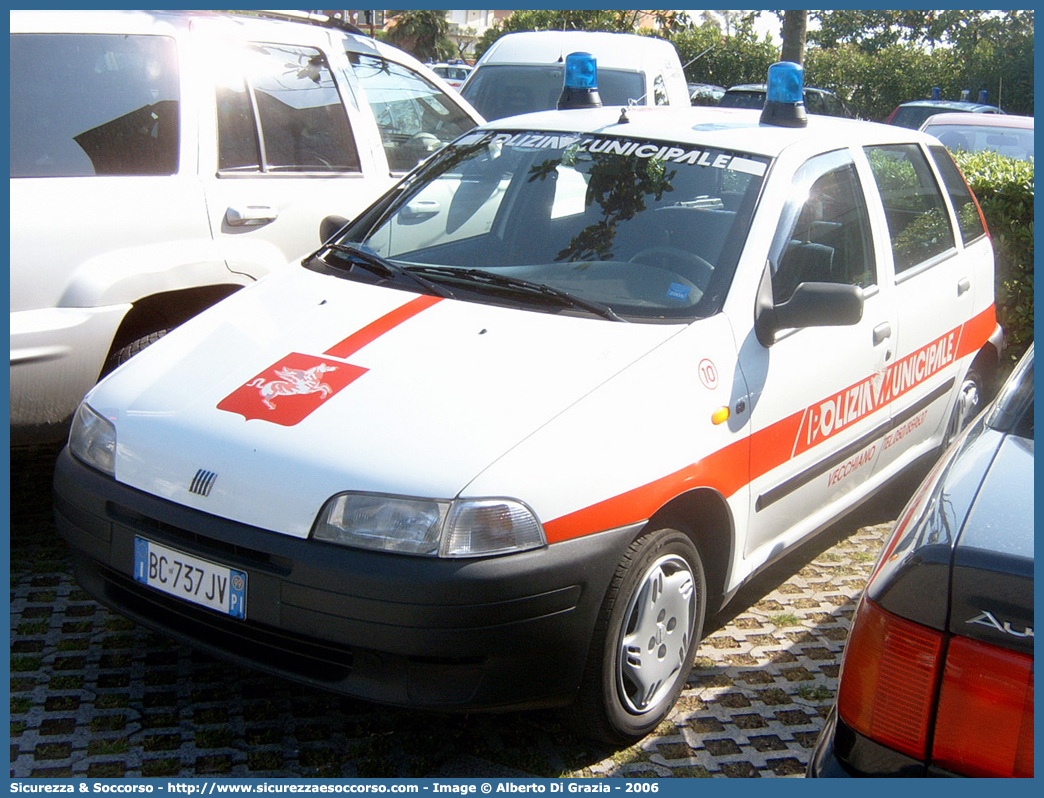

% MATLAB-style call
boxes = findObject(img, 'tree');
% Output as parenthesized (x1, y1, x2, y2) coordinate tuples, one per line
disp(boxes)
(806, 10, 1033, 117)
(780, 10, 807, 64)
(667, 15, 777, 87)
(385, 9, 454, 62)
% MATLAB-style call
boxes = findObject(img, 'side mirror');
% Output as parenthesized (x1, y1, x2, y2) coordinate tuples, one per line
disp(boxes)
(320, 215, 351, 245)
(755, 266, 863, 346)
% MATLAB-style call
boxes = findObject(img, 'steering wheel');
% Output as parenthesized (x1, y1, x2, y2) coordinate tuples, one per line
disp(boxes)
(628, 247, 714, 291)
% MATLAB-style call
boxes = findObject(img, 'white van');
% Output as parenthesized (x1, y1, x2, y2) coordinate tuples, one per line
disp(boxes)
(460, 31, 689, 120)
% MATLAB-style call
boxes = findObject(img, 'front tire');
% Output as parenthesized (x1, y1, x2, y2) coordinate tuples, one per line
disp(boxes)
(578, 527, 705, 744)
(944, 366, 984, 447)
(101, 329, 169, 377)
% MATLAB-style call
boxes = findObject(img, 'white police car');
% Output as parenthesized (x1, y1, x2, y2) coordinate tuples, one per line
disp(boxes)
(55, 61, 1002, 743)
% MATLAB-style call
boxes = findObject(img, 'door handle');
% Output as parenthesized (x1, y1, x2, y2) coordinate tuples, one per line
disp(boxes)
(873, 322, 892, 346)
(226, 205, 278, 227)
(957, 277, 971, 296)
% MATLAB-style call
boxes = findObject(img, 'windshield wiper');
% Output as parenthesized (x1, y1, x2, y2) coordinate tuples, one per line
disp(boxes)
(410, 266, 625, 322)
(320, 243, 453, 298)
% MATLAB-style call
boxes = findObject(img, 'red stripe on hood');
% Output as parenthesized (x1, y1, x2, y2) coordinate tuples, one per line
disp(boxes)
(325, 294, 443, 359)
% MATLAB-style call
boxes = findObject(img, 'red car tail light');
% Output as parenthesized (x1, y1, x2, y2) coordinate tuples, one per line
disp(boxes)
(932, 636, 1034, 777)
(836, 598, 944, 760)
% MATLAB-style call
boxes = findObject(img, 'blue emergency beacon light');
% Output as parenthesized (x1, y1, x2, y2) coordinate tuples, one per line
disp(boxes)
(760, 61, 807, 128)
(557, 52, 602, 110)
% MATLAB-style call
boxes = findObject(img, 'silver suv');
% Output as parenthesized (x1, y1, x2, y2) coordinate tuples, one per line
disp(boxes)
(10, 9, 482, 445)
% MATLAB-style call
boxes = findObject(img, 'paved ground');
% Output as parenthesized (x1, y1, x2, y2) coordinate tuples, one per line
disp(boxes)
(10, 445, 920, 779)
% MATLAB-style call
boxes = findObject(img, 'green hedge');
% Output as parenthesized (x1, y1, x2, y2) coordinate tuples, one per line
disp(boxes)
(954, 151, 1035, 364)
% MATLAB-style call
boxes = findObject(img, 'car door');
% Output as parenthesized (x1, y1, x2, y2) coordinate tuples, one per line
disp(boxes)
(197, 29, 388, 277)
(862, 142, 977, 471)
(740, 148, 896, 559)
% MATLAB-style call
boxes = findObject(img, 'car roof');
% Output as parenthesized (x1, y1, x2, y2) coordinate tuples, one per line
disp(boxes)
(478, 105, 928, 159)
(725, 84, 834, 96)
(921, 112, 1033, 130)
(477, 30, 677, 70)
(899, 99, 1002, 113)
(12, 9, 362, 48)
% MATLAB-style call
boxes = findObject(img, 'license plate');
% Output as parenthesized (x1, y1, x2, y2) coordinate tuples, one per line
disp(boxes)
(133, 536, 246, 619)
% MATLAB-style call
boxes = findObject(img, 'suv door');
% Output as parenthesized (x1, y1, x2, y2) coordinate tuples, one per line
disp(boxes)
(741, 149, 895, 557)
(198, 31, 388, 275)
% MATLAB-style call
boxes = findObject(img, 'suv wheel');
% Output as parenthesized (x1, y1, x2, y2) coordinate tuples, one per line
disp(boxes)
(102, 330, 169, 377)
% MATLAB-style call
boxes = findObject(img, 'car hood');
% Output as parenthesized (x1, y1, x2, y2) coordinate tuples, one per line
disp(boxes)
(92, 269, 684, 538)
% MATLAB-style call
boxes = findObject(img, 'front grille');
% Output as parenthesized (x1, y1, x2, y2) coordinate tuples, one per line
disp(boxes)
(189, 469, 218, 497)
(107, 502, 293, 576)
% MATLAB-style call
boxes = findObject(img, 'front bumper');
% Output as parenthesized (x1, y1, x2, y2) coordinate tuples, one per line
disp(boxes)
(54, 448, 639, 711)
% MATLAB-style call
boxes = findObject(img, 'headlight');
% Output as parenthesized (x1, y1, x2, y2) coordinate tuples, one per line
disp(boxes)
(312, 493, 449, 556)
(312, 493, 545, 558)
(68, 403, 117, 476)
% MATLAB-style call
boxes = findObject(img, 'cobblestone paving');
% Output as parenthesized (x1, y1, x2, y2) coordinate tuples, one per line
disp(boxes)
(10, 446, 912, 779)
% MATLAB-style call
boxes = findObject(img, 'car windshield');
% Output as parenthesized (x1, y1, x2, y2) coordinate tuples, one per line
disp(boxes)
(461, 65, 646, 120)
(325, 129, 769, 322)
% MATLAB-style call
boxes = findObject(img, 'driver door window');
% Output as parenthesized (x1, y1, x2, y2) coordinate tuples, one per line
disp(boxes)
(770, 154, 876, 304)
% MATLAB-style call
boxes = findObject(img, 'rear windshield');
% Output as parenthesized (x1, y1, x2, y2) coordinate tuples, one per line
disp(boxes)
(11, 33, 180, 178)
(339, 129, 769, 322)
(891, 106, 951, 129)
(924, 122, 1034, 162)
(718, 90, 766, 110)
(461, 64, 645, 121)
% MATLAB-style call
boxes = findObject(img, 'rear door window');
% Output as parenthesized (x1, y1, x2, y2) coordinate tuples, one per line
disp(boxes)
(11, 33, 179, 177)
(865, 144, 957, 274)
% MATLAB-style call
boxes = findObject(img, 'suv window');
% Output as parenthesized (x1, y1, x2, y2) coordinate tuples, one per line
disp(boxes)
(865, 144, 956, 274)
(349, 54, 477, 173)
(770, 150, 876, 303)
(217, 42, 360, 174)
(928, 145, 988, 245)
(11, 33, 179, 178)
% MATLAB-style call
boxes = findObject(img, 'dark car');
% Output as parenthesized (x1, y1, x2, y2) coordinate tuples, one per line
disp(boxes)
(809, 344, 1034, 778)
(884, 99, 1004, 129)
(687, 82, 725, 106)
(719, 84, 853, 117)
